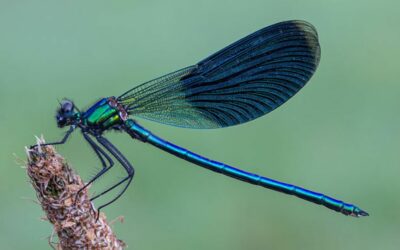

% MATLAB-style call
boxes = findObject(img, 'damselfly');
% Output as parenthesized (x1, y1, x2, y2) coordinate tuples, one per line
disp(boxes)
(35, 20, 368, 217)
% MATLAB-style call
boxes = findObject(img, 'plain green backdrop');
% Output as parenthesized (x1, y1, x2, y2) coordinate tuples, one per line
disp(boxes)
(0, 0, 398, 249)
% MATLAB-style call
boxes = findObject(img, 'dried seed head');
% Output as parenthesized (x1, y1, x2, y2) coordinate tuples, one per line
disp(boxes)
(27, 141, 126, 249)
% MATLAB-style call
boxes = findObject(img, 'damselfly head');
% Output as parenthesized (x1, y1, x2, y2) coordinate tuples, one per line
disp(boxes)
(56, 99, 78, 128)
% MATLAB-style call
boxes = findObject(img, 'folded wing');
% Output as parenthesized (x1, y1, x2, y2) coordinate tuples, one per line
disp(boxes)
(118, 20, 320, 128)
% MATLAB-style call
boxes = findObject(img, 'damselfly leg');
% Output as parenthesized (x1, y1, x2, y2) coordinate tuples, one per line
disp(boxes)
(75, 132, 115, 203)
(92, 136, 134, 213)
(78, 135, 134, 220)
(83, 132, 113, 170)
(30, 126, 75, 149)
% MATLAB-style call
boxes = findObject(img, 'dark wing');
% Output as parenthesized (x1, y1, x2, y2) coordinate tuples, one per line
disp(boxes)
(118, 20, 320, 128)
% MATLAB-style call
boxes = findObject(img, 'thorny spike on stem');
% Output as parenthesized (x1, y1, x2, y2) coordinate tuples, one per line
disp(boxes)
(26, 137, 126, 249)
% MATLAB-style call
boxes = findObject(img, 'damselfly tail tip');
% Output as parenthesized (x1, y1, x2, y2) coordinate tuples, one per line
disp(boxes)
(358, 209, 369, 217)
(352, 207, 369, 217)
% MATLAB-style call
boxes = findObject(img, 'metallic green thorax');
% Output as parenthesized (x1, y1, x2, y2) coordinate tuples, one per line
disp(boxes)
(83, 98, 122, 129)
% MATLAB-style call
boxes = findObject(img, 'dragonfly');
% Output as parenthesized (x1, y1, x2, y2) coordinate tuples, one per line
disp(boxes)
(35, 20, 368, 218)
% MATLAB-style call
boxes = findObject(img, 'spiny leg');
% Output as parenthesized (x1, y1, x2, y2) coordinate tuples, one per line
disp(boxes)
(93, 136, 134, 200)
(93, 135, 134, 219)
(97, 136, 134, 175)
(91, 175, 132, 207)
(30, 126, 75, 149)
(83, 132, 111, 169)
(75, 132, 115, 202)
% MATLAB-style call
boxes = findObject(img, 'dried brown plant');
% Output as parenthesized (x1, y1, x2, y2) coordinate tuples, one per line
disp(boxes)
(26, 137, 126, 249)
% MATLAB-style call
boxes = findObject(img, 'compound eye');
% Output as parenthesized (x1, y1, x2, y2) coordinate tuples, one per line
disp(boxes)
(61, 100, 74, 113)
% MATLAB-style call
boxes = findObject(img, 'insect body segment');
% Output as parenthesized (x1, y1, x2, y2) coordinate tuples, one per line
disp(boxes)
(124, 119, 368, 217)
(83, 97, 127, 130)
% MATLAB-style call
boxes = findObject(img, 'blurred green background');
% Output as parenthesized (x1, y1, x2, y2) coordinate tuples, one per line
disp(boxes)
(0, 0, 398, 249)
